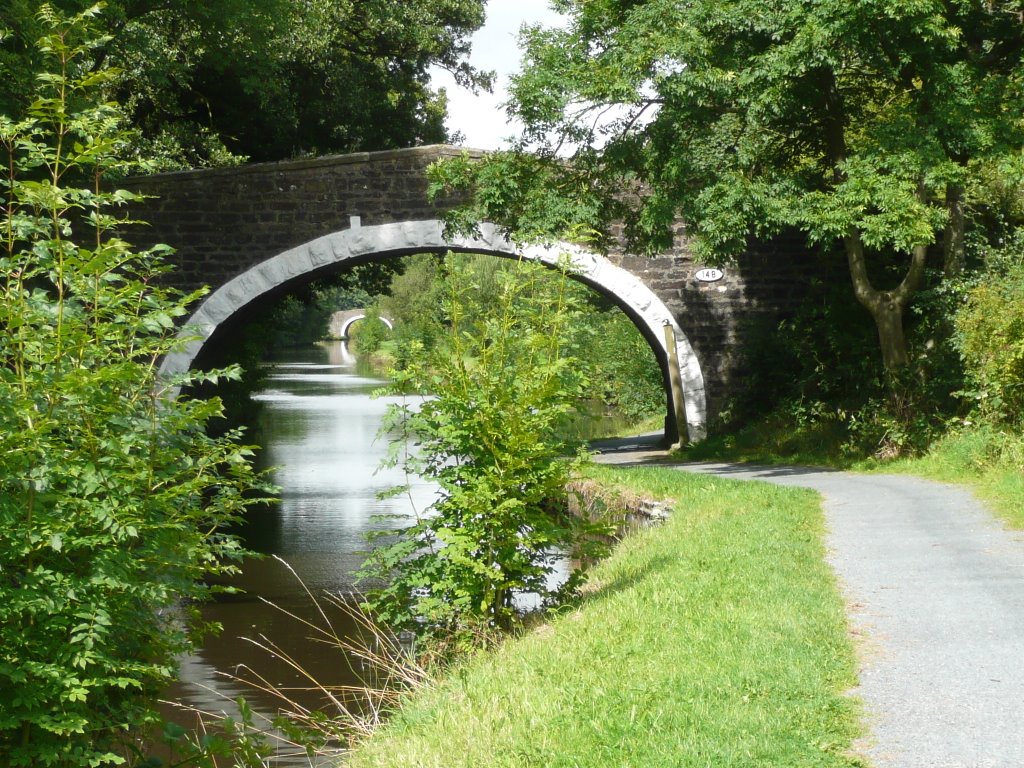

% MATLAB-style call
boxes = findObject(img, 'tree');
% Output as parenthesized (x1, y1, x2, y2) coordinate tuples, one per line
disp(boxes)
(361, 254, 606, 638)
(0, 7, 268, 763)
(378, 253, 446, 356)
(0, 0, 491, 167)
(439, 0, 1024, 372)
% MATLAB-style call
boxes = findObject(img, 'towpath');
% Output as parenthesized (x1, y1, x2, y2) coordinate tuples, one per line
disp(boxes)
(594, 438, 1024, 768)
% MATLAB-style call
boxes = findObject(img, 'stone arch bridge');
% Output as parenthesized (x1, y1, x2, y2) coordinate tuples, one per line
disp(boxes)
(128, 145, 818, 443)
(328, 309, 395, 340)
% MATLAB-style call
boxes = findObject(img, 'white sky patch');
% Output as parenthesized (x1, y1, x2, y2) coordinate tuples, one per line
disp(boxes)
(429, 0, 567, 150)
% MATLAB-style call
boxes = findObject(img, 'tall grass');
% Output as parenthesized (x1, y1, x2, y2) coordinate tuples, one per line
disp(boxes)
(160, 556, 432, 764)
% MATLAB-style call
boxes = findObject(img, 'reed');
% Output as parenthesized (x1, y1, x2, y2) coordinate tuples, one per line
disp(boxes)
(160, 556, 431, 765)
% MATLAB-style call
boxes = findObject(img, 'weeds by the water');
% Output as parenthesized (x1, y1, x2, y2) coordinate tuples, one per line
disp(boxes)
(161, 556, 431, 764)
(238, 558, 428, 742)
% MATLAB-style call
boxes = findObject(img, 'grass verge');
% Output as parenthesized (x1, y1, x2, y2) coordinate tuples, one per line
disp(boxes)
(884, 426, 1024, 529)
(347, 465, 865, 768)
(678, 414, 861, 469)
(679, 420, 1024, 530)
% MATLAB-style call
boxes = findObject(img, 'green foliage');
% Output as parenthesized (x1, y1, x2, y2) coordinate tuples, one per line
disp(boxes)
(1, 0, 490, 167)
(378, 254, 445, 359)
(152, 699, 276, 768)
(373, 252, 666, 426)
(427, 151, 619, 248)
(896, 425, 1024, 529)
(573, 305, 665, 422)
(361, 254, 610, 638)
(955, 249, 1024, 426)
(348, 304, 392, 357)
(509, 0, 1024, 252)
(716, 256, 969, 458)
(0, 8, 268, 764)
(438, 0, 1024, 373)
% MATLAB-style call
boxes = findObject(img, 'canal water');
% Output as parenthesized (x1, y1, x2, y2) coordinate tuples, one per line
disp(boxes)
(161, 339, 629, 760)
(163, 341, 436, 758)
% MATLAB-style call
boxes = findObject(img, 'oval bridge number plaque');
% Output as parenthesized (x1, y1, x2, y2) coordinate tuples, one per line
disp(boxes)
(695, 267, 725, 282)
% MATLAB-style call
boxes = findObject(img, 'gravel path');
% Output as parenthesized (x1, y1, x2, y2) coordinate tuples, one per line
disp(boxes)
(595, 446, 1024, 767)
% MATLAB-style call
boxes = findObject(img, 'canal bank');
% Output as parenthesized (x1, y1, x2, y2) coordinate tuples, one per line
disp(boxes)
(159, 342, 690, 763)
(342, 464, 864, 767)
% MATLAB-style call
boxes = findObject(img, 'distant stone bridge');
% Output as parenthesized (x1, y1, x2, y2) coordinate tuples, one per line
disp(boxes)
(328, 309, 394, 340)
(126, 145, 820, 443)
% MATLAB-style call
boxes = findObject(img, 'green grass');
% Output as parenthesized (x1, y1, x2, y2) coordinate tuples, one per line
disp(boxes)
(679, 418, 1024, 530)
(883, 426, 1024, 529)
(679, 414, 861, 469)
(347, 466, 865, 768)
(574, 411, 666, 442)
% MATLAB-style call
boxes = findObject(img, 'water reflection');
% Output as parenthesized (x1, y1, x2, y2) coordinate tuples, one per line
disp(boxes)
(161, 337, 601, 758)
(164, 341, 435, 749)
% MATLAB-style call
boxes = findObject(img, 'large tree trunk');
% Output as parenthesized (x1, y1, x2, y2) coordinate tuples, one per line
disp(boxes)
(821, 71, 930, 371)
(843, 232, 928, 370)
(943, 183, 966, 277)
(872, 300, 910, 369)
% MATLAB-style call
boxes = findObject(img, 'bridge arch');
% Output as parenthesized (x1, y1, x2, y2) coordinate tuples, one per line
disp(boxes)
(159, 220, 707, 442)
(329, 310, 395, 340)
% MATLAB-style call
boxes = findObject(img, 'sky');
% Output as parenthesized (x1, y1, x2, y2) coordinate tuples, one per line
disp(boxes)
(429, 1, 567, 150)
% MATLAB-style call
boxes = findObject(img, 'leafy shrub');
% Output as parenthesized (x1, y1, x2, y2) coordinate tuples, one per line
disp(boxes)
(0, 8, 267, 764)
(348, 305, 393, 356)
(726, 262, 968, 458)
(378, 254, 445, 358)
(955, 259, 1024, 426)
(373, 253, 666, 427)
(361, 254, 609, 638)
(579, 307, 665, 422)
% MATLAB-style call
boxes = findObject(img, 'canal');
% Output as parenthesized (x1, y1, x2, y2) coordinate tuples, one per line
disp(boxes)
(162, 337, 631, 760)
(164, 340, 435, 760)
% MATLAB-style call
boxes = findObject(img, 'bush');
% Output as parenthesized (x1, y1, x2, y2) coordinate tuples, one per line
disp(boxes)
(723, 260, 969, 458)
(349, 305, 393, 356)
(955, 260, 1024, 426)
(379, 254, 445, 357)
(361, 254, 609, 638)
(579, 307, 664, 422)
(0, 8, 267, 764)
(374, 253, 666, 427)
